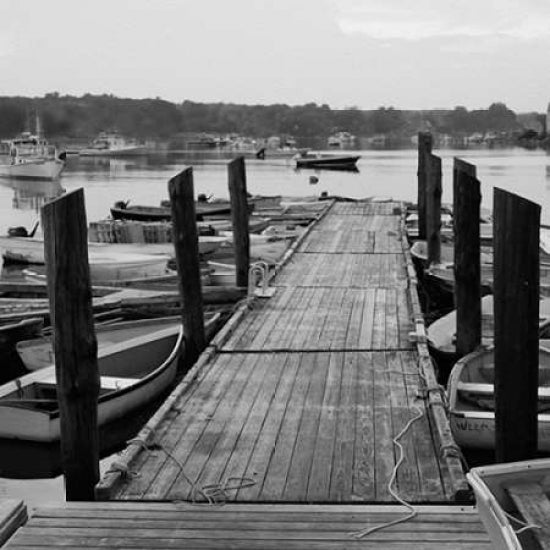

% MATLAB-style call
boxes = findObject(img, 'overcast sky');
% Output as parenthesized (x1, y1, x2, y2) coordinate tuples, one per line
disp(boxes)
(1, 0, 548, 112)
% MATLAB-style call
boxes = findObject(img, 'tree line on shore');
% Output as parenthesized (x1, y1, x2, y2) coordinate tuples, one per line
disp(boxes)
(0, 93, 543, 143)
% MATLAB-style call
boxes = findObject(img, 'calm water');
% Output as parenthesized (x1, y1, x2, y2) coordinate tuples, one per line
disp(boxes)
(2, 147, 550, 235)
(1, 146, 550, 505)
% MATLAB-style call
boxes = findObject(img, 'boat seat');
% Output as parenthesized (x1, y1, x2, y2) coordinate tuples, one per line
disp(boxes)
(458, 382, 550, 400)
(100, 376, 139, 390)
(505, 482, 550, 549)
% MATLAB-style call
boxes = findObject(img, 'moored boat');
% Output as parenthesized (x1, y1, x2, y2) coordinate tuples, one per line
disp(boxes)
(79, 131, 147, 157)
(447, 347, 550, 452)
(295, 153, 360, 171)
(0, 232, 227, 265)
(0, 130, 66, 181)
(0, 322, 184, 442)
(467, 458, 550, 550)
(428, 296, 550, 363)
(16, 316, 188, 372)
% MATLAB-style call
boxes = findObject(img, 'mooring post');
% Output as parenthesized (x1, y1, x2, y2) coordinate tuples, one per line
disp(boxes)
(426, 153, 442, 266)
(228, 156, 250, 288)
(453, 158, 481, 357)
(417, 132, 433, 240)
(494, 188, 540, 462)
(168, 167, 206, 370)
(41, 188, 99, 501)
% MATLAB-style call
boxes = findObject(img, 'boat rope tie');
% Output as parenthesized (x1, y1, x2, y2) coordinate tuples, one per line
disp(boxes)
(350, 403, 425, 539)
(438, 442, 470, 470)
(125, 438, 256, 505)
(504, 511, 543, 536)
(104, 461, 139, 481)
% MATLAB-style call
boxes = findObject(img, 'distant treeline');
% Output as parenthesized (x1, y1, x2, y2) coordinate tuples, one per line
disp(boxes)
(0, 93, 540, 140)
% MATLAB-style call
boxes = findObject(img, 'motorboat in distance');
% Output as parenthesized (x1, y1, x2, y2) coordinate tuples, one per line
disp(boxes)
(295, 152, 360, 171)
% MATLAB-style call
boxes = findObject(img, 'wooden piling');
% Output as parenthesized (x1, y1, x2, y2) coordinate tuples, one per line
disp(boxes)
(417, 132, 433, 240)
(453, 158, 481, 357)
(228, 156, 250, 288)
(426, 153, 442, 265)
(168, 168, 206, 369)
(493, 188, 540, 462)
(41, 189, 99, 501)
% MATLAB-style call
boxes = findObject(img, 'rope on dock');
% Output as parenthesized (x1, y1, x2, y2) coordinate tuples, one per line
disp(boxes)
(124, 438, 256, 505)
(351, 403, 425, 539)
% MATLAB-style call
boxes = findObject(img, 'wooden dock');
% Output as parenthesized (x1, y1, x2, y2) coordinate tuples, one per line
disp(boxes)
(95, 200, 467, 503)
(3, 200, 495, 549)
(4, 502, 492, 549)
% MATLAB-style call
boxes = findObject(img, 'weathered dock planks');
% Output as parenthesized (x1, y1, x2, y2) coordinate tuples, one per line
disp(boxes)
(95, 200, 468, 504)
(4, 502, 492, 549)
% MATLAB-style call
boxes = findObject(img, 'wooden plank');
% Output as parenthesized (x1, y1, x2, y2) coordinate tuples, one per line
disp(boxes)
(284, 353, 331, 500)
(329, 352, 358, 501)
(237, 353, 301, 501)
(130, 353, 256, 500)
(307, 352, 344, 500)
(260, 353, 317, 500)
(373, 352, 396, 501)
(165, 353, 266, 501)
(195, 353, 287, 499)
(353, 351, 376, 500)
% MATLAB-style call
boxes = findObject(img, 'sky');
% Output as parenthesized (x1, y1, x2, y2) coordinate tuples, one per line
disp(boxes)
(1, 0, 549, 112)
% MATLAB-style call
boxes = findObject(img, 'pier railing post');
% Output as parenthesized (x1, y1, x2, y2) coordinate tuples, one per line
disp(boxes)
(417, 132, 433, 240)
(168, 167, 206, 370)
(426, 153, 442, 266)
(453, 158, 481, 357)
(41, 188, 100, 501)
(228, 156, 250, 288)
(493, 188, 540, 462)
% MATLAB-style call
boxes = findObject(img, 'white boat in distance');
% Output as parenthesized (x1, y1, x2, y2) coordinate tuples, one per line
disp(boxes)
(79, 131, 148, 157)
(0, 130, 66, 181)
(0, 321, 184, 442)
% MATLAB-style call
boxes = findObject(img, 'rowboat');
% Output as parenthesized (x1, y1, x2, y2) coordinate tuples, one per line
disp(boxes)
(428, 295, 550, 365)
(0, 321, 184, 442)
(110, 199, 234, 222)
(0, 318, 43, 349)
(467, 458, 550, 550)
(447, 347, 550, 452)
(0, 233, 227, 265)
(295, 153, 360, 171)
(16, 316, 188, 372)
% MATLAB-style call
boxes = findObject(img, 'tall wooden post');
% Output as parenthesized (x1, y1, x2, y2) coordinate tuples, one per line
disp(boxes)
(168, 168, 206, 369)
(42, 189, 99, 501)
(426, 153, 442, 265)
(228, 156, 250, 288)
(494, 188, 540, 462)
(417, 132, 433, 240)
(453, 158, 481, 357)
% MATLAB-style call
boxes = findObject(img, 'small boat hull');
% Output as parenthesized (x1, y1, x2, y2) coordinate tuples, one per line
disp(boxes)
(0, 323, 183, 442)
(295, 154, 360, 171)
(0, 236, 226, 265)
(0, 159, 65, 181)
(448, 347, 550, 452)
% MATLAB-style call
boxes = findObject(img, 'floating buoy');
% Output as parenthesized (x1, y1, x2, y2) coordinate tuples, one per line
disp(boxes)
(309, 176, 319, 184)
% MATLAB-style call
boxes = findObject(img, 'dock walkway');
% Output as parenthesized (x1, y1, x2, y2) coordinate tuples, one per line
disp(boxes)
(96, 200, 467, 504)
(3, 201, 493, 549)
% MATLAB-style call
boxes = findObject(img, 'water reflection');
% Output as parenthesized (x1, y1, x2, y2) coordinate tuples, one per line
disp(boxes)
(9, 180, 65, 212)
